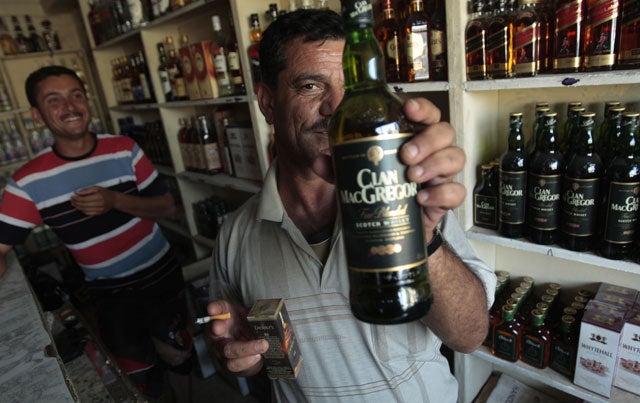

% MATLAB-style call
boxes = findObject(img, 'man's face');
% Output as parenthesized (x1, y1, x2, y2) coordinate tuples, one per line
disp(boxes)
(31, 75, 90, 141)
(258, 38, 345, 169)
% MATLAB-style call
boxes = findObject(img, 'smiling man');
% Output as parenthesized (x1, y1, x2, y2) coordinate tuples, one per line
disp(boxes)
(0, 66, 192, 399)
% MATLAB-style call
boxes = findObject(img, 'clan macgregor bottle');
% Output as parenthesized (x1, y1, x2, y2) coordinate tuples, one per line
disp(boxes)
(330, 0, 431, 324)
(474, 163, 499, 230)
(499, 112, 528, 238)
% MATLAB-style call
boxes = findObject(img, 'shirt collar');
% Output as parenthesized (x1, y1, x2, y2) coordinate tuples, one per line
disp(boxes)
(256, 160, 285, 223)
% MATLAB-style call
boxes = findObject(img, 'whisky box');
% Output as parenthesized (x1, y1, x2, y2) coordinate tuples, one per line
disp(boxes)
(226, 126, 262, 180)
(596, 283, 638, 305)
(179, 43, 201, 100)
(614, 309, 640, 395)
(191, 41, 218, 99)
(574, 304, 625, 398)
(247, 298, 303, 379)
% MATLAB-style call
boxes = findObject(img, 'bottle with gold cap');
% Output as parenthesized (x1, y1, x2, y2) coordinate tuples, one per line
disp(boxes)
(521, 308, 551, 368)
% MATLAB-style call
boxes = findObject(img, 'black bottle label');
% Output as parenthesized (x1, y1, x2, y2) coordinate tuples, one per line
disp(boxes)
(495, 332, 517, 360)
(603, 181, 640, 243)
(500, 170, 527, 224)
(551, 344, 573, 376)
(333, 134, 427, 273)
(522, 335, 544, 367)
(474, 194, 498, 228)
(561, 177, 599, 236)
(528, 173, 562, 230)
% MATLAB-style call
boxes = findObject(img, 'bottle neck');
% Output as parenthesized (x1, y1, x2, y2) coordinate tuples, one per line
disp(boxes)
(343, 25, 386, 89)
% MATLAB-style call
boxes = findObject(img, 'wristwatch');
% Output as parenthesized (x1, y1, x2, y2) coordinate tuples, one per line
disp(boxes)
(427, 226, 444, 256)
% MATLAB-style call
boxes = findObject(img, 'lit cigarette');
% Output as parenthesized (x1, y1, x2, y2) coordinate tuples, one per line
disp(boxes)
(195, 312, 231, 325)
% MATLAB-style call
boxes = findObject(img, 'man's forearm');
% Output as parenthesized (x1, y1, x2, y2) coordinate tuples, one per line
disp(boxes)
(114, 192, 177, 220)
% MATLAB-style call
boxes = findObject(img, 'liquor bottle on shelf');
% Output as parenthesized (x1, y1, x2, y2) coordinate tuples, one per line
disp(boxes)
(617, 0, 640, 69)
(560, 112, 603, 251)
(166, 46, 188, 101)
(12, 16, 32, 53)
(6, 119, 28, 161)
(329, 0, 431, 325)
(520, 308, 551, 368)
(41, 19, 61, 51)
(211, 15, 233, 97)
(403, 0, 430, 82)
(248, 13, 263, 93)
(266, 3, 279, 25)
(499, 112, 527, 238)
(177, 117, 191, 171)
(428, 0, 448, 81)
(474, 163, 499, 230)
(561, 105, 586, 159)
(227, 37, 245, 95)
(486, 0, 514, 79)
(25, 15, 46, 52)
(23, 118, 44, 155)
(550, 314, 578, 377)
(598, 112, 640, 260)
(375, 0, 402, 83)
(189, 116, 205, 173)
(535, 0, 553, 73)
(465, 0, 489, 80)
(598, 105, 625, 167)
(525, 106, 551, 155)
(527, 112, 563, 245)
(513, 0, 539, 77)
(0, 16, 18, 56)
(126, 0, 152, 30)
(493, 304, 522, 362)
(583, 0, 620, 71)
(157, 42, 173, 101)
(597, 100, 623, 149)
(553, 0, 586, 73)
(198, 115, 223, 175)
(135, 51, 155, 102)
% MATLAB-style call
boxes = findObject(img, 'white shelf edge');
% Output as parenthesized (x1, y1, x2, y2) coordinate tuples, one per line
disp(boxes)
(463, 70, 640, 92)
(466, 226, 640, 275)
(389, 81, 450, 93)
(178, 171, 261, 193)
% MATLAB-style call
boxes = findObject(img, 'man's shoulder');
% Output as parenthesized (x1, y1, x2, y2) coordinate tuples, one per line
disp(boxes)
(12, 149, 57, 181)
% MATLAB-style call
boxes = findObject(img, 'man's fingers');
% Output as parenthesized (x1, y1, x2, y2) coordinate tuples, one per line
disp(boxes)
(406, 146, 465, 184)
(401, 122, 456, 166)
(403, 98, 441, 126)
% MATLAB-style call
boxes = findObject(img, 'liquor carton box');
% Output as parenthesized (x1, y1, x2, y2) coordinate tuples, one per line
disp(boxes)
(596, 283, 638, 304)
(574, 304, 625, 398)
(614, 309, 640, 396)
(247, 298, 303, 379)
(226, 126, 262, 180)
(179, 43, 201, 100)
(191, 41, 218, 99)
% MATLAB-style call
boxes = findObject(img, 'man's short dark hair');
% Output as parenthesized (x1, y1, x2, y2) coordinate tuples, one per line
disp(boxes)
(259, 9, 345, 89)
(25, 65, 85, 108)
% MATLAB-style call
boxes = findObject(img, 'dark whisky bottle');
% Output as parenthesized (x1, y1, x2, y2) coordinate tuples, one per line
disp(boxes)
(474, 163, 499, 230)
(486, 0, 514, 79)
(466, 0, 489, 80)
(526, 106, 551, 155)
(493, 304, 522, 362)
(499, 112, 527, 238)
(617, 0, 640, 69)
(560, 112, 603, 251)
(597, 100, 622, 148)
(598, 105, 625, 168)
(513, 0, 539, 77)
(561, 105, 586, 160)
(520, 308, 551, 368)
(428, 0, 448, 81)
(375, 0, 402, 82)
(553, 0, 587, 72)
(329, 0, 431, 324)
(550, 314, 578, 377)
(598, 112, 640, 259)
(583, 0, 620, 71)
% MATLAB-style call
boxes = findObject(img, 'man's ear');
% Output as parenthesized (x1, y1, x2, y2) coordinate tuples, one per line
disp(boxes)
(256, 83, 274, 125)
(31, 107, 44, 125)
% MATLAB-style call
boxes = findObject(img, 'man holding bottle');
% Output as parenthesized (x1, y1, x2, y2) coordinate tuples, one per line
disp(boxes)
(207, 6, 496, 402)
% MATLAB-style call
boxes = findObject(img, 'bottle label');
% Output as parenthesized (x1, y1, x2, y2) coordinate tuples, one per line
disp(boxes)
(466, 27, 487, 78)
(603, 181, 640, 243)
(474, 194, 498, 228)
(332, 133, 427, 273)
(618, 1, 640, 65)
(522, 335, 545, 367)
(500, 170, 527, 225)
(429, 29, 444, 59)
(551, 344, 573, 376)
(407, 25, 429, 80)
(514, 23, 538, 74)
(495, 332, 517, 360)
(139, 73, 151, 100)
(561, 177, 599, 236)
(386, 36, 399, 60)
(527, 173, 562, 230)
(159, 70, 172, 96)
(585, 0, 619, 67)
(214, 54, 231, 86)
(204, 143, 223, 172)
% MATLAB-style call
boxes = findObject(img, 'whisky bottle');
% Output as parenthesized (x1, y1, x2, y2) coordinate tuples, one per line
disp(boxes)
(597, 100, 622, 146)
(499, 112, 527, 238)
(598, 112, 640, 259)
(617, 0, 640, 68)
(211, 15, 233, 97)
(493, 304, 522, 362)
(487, 0, 515, 79)
(553, 0, 587, 72)
(525, 106, 551, 155)
(404, 0, 430, 81)
(598, 105, 625, 167)
(521, 308, 551, 368)
(428, 0, 448, 81)
(474, 163, 499, 230)
(329, 0, 431, 324)
(177, 118, 192, 171)
(513, 0, 540, 77)
(535, 0, 554, 72)
(248, 13, 263, 92)
(198, 115, 223, 175)
(550, 314, 578, 377)
(375, 0, 402, 82)
(561, 105, 586, 159)
(466, 0, 489, 80)
(167, 47, 188, 101)
(157, 42, 173, 101)
(583, 0, 620, 71)
(560, 112, 603, 251)
(12, 16, 32, 53)
(0, 16, 18, 56)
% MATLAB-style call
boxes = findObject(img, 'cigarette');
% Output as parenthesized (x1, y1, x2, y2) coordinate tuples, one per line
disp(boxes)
(195, 312, 231, 325)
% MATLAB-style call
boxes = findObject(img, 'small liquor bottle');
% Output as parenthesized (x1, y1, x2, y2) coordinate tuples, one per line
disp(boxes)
(465, 0, 489, 80)
(550, 315, 578, 377)
(527, 112, 564, 245)
(474, 163, 499, 230)
(617, 0, 640, 69)
(499, 112, 527, 238)
(598, 112, 640, 259)
(375, 0, 402, 82)
(404, 0, 430, 81)
(560, 112, 603, 251)
(521, 308, 551, 368)
(583, 0, 620, 71)
(486, 0, 514, 79)
(553, 0, 587, 72)
(513, 0, 540, 77)
(248, 13, 263, 92)
(428, 0, 448, 81)
(493, 304, 522, 362)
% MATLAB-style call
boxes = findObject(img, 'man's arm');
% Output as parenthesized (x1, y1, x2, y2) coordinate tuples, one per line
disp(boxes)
(71, 186, 177, 220)
(0, 243, 13, 279)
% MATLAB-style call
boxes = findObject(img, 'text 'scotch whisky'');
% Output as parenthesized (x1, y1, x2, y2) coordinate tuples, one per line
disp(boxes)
(330, 0, 431, 324)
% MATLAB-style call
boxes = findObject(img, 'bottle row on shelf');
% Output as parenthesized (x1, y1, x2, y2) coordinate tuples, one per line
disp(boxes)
(192, 195, 228, 240)
(465, 0, 640, 80)
(473, 99, 640, 262)
(0, 118, 30, 166)
(0, 15, 61, 56)
(488, 272, 640, 399)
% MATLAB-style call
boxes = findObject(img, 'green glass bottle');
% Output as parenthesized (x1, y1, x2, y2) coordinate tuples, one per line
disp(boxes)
(329, 0, 431, 324)
(499, 112, 527, 238)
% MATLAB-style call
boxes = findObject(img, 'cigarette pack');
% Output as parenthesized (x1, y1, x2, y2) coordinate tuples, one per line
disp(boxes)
(247, 298, 303, 379)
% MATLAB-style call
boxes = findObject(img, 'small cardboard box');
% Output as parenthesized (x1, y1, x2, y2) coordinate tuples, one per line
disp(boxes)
(191, 41, 218, 99)
(247, 298, 303, 379)
(574, 304, 625, 398)
(179, 43, 201, 100)
(596, 283, 638, 305)
(226, 126, 262, 180)
(614, 309, 640, 395)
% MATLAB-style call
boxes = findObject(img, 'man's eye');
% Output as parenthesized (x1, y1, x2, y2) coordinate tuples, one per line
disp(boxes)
(301, 83, 318, 90)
